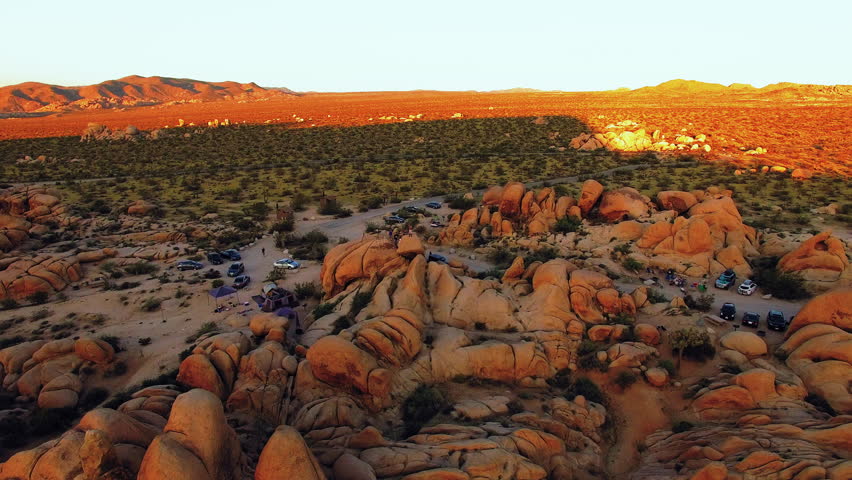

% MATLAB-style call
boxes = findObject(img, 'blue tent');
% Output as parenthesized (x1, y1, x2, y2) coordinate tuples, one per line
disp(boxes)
(209, 286, 237, 306)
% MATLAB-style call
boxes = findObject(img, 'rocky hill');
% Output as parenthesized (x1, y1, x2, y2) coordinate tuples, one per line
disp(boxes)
(628, 79, 852, 99)
(0, 75, 291, 114)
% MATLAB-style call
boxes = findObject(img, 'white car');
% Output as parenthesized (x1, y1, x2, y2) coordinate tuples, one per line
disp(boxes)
(273, 258, 301, 270)
(737, 280, 758, 296)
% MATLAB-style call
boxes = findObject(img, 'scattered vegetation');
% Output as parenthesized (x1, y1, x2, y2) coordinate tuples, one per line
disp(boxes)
(402, 385, 449, 436)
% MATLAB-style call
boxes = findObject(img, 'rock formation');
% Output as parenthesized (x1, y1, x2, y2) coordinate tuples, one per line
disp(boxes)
(778, 231, 850, 287)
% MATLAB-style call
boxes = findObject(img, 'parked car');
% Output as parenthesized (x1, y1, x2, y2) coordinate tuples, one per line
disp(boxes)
(720, 303, 737, 321)
(742, 312, 760, 328)
(273, 258, 301, 270)
(715, 269, 737, 289)
(220, 249, 241, 261)
(767, 310, 788, 331)
(427, 252, 448, 264)
(203, 268, 221, 279)
(737, 279, 758, 296)
(384, 215, 405, 225)
(404, 205, 425, 214)
(233, 275, 251, 289)
(425, 201, 442, 209)
(227, 262, 245, 277)
(207, 252, 224, 265)
(177, 260, 203, 271)
(429, 220, 445, 228)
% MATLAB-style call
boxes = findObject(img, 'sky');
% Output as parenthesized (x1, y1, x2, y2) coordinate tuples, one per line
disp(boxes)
(1, 0, 849, 92)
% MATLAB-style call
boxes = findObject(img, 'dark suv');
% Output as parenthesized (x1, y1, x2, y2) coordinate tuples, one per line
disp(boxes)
(715, 269, 737, 289)
(720, 303, 736, 321)
(742, 312, 760, 328)
(177, 260, 203, 271)
(220, 249, 241, 261)
(207, 252, 224, 265)
(227, 262, 245, 277)
(767, 310, 788, 331)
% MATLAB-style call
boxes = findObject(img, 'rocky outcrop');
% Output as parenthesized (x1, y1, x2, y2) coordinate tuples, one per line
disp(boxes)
(320, 236, 407, 298)
(255, 426, 327, 480)
(778, 231, 850, 286)
(0, 336, 116, 406)
(569, 123, 712, 153)
(137, 389, 246, 480)
(0, 186, 80, 251)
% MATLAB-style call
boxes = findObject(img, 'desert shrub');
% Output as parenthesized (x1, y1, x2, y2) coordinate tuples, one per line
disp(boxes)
(124, 262, 159, 275)
(474, 322, 486, 331)
(804, 393, 836, 416)
(646, 289, 668, 304)
(138, 337, 152, 346)
(672, 421, 694, 433)
(294, 281, 322, 300)
(684, 293, 714, 312)
(27, 291, 49, 305)
(622, 257, 644, 272)
(211, 279, 225, 288)
(78, 387, 110, 410)
(566, 377, 606, 405)
(0, 335, 25, 349)
(753, 267, 810, 300)
(487, 247, 514, 267)
(313, 302, 336, 319)
(331, 316, 352, 335)
(506, 399, 524, 415)
(269, 217, 294, 233)
(578, 354, 608, 372)
(1, 298, 19, 310)
(31, 308, 51, 321)
(402, 385, 448, 436)
(27, 407, 78, 436)
(553, 216, 583, 233)
(359, 196, 384, 211)
(349, 292, 372, 318)
(524, 247, 559, 265)
(579, 340, 604, 356)
(104, 361, 128, 377)
(98, 335, 124, 352)
(476, 268, 504, 279)
(140, 297, 162, 312)
(614, 370, 638, 389)
(670, 328, 715, 365)
(444, 194, 477, 210)
(657, 359, 676, 376)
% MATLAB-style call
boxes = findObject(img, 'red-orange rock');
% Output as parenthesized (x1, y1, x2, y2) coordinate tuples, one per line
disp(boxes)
(598, 187, 651, 222)
(578, 180, 604, 216)
(657, 191, 698, 213)
(499, 182, 526, 218)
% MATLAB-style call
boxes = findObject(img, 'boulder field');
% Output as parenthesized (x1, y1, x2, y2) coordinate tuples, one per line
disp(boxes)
(437, 180, 851, 285)
(1, 236, 849, 479)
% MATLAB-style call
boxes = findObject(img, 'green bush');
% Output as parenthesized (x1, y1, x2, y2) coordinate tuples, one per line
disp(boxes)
(211, 279, 225, 288)
(672, 421, 694, 433)
(670, 328, 715, 364)
(445, 194, 477, 210)
(614, 370, 638, 389)
(578, 340, 604, 356)
(27, 291, 49, 305)
(313, 302, 336, 319)
(657, 359, 676, 376)
(185, 321, 219, 344)
(647, 289, 668, 304)
(1, 298, 20, 310)
(553, 216, 583, 233)
(138, 337, 152, 346)
(124, 262, 159, 275)
(98, 335, 124, 352)
(349, 292, 372, 318)
(402, 385, 448, 436)
(622, 257, 644, 272)
(566, 377, 606, 405)
(294, 281, 322, 300)
(753, 266, 810, 300)
(140, 298, 162, 312)
(684, 293, 714, 312)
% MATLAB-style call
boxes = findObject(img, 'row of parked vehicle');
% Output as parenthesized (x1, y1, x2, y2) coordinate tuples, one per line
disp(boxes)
(714, 270, 759, 296)
(385, 202, 443, 225)
(719, 302, 791, 331)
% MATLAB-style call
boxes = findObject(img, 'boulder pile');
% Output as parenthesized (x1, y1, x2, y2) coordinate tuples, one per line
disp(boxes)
(0, 248, 117, 301)
(81, 123, 165, 142)
(778, 231, 851, 287)
(568, 123, 712, 153)
(0, 186, 80, 251)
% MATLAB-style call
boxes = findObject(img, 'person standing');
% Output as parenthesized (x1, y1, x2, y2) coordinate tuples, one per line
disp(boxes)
(261, 247, 266, 257)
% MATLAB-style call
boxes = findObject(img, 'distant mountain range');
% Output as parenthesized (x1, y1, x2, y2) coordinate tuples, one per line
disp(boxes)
(0, 75, 294, 114)
(1, 76, 849, 114)
(626, 79, 852, 97)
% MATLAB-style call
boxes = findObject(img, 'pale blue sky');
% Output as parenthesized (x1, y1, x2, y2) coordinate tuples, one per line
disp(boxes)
(2, 0, 849, 91)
